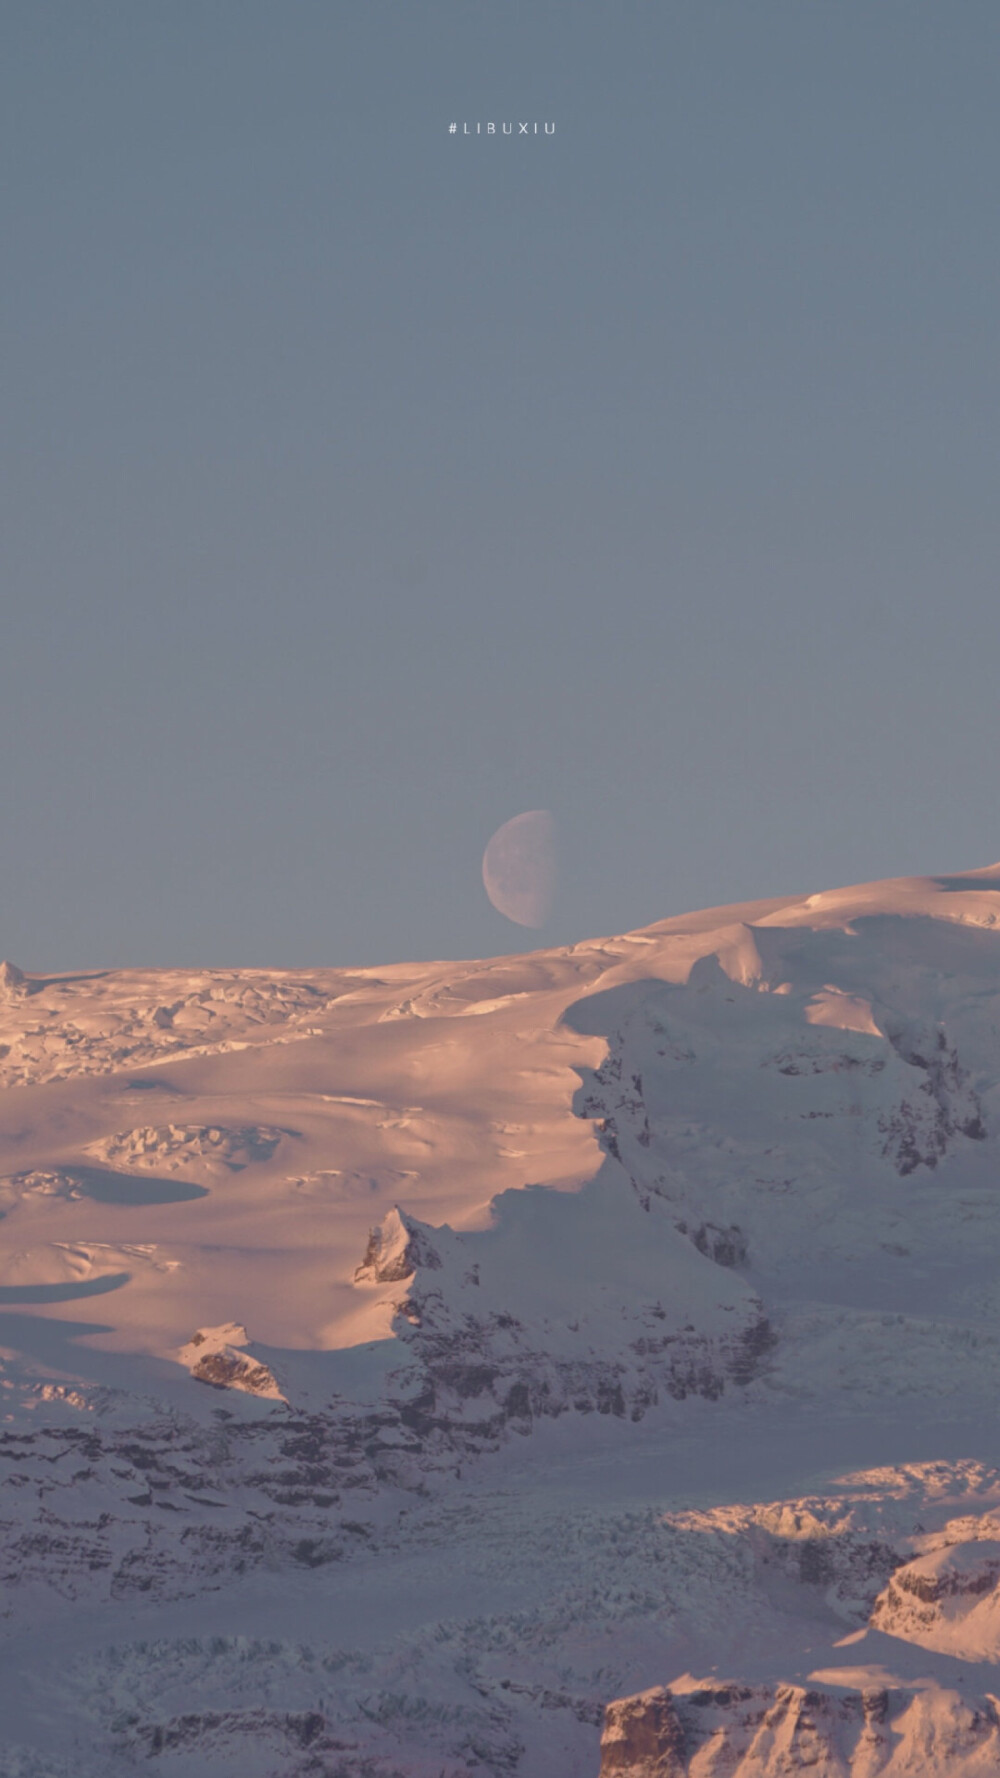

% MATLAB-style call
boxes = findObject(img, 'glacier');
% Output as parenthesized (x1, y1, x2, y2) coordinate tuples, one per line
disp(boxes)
(3, 866, 1000, 1773)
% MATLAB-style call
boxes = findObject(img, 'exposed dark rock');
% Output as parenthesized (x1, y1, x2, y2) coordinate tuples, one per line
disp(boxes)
(692, 1222, 748, 1267)
(597, 1678, 996, 1776)
(599, 1687, 687, 1777)
(355, 1207, 443, 1282)
(879, 1023, 986, 1173)
(871, 1540, 1000, 1634)
(190, 1351, 278, 1395)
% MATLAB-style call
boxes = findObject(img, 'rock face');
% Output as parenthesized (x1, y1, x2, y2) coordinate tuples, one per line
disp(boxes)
(600, 1687, 688, 1776)
(0, 959, 27, 997)
(870, 1539, 1000, 1656)
(598, 1679, 1000, 1777)
(355, 1192, 776, 1446)
(177, 1325, 285, 1400)
(354, 1205, 443, 1282)
(692, 1222, 748, 1267)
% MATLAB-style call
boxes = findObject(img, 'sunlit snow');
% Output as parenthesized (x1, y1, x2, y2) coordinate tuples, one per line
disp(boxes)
(4, 865, 1000, 1773)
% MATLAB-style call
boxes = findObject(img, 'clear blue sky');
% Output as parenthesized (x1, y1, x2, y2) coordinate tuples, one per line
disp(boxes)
(2, 3, 998, 968)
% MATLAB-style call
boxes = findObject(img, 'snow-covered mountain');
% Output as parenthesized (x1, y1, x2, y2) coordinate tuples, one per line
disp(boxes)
(4, 865, 1000, 1775)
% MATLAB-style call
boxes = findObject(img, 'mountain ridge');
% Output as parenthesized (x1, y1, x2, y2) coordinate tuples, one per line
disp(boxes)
(5, 862, 1000, 1774)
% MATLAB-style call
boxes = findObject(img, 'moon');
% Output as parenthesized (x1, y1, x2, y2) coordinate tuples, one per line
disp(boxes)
(482, 810, 557, 928)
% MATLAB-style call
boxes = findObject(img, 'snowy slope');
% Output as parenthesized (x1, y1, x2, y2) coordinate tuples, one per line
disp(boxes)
(4, 864, 1000, 1774)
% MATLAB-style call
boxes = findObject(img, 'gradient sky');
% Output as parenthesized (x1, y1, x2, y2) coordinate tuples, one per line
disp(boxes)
(2, 2, 998, 969)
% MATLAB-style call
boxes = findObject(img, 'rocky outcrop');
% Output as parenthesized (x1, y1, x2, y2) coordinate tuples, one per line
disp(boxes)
(354, 1205, 443, 1282)
(600, 1687, 687, 1776)
(875, 1539, 1000, 1611)
(870, 1539, 1000, 1654)
(129, 1706, 351, 1764)
(178, 1325, 285, 1400)
(692, 1222, 748, 1267)
(598, 1678, 1000, 1776)
(351, 1196, 777, 1449)
(0, 1387, 421, 1602)
(0, 959, 27, 997)
(878, 1024, 986, 1174)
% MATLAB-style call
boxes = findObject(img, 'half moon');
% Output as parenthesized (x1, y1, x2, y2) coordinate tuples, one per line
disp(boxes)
(482, 810, 556, 928)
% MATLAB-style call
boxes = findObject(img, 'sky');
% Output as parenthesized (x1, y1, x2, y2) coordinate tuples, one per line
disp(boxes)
(2, 2, 998, 969)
